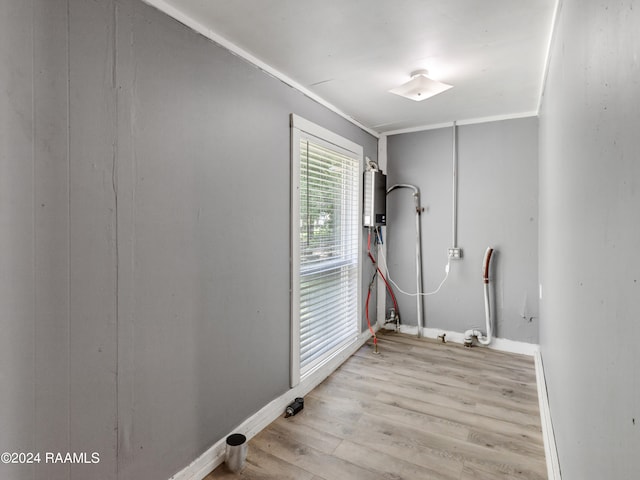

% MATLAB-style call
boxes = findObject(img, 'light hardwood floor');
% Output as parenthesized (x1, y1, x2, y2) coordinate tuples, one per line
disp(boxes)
(206, 331, 547, 480)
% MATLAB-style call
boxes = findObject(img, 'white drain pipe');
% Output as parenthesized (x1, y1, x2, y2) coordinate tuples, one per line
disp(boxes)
(464, 247, 494, 346)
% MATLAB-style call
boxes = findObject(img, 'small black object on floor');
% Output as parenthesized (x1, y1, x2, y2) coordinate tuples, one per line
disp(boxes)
(284, 397, 304, 418)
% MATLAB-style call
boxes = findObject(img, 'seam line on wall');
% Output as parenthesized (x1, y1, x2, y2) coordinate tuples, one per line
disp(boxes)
(66, 0, 72, 461)
(112, 1, 120, 477)
(31, 0, 37, 454)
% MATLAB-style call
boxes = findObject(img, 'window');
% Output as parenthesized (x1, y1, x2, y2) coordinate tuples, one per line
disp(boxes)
(290, 115, 362, 386)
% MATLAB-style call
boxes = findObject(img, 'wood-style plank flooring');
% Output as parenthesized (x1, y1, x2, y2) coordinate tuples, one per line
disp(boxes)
(206, 331, 547, 479)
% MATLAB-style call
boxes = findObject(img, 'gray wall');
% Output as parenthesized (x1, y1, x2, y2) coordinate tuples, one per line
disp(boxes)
(1, 1, 118, 478)
(0, 1, 377, 479)
(386, 118, 539, 343)
(539, 1, 640, 478)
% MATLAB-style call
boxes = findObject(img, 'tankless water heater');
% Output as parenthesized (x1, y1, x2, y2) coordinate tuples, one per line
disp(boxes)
(363, 169, 387, 227)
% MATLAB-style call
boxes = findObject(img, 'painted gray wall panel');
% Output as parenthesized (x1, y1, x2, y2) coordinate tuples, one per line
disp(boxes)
(68, 0, 118, 478)
(386, 118, 539, 343)
(539, 1, 640, 478)
(114, 1, 138, 475)
(33, 1, 71, 479)
(0, 2, 37, 479)
(115, 6, 287, 477)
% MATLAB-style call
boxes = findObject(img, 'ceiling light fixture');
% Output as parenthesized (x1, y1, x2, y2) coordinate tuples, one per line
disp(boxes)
(389, 69, 453, 102)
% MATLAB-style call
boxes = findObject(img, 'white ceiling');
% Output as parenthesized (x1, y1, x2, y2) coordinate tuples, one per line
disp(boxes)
(152, 0, 558, 134)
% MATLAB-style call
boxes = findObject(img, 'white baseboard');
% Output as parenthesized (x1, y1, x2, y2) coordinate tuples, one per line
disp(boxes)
(168, 330, 372, 480)
(534, 351, 562, 480)
(383, 324, 540, 356)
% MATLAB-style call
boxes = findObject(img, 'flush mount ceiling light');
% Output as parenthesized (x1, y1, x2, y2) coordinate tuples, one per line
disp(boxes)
(389, 69, 453, 102)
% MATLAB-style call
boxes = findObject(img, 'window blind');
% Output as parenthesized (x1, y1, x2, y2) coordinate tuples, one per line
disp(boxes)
(298, 139, 360, 377)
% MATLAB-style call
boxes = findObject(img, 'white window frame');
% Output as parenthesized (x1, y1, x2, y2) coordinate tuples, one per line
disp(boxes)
(290, 114, 363, 388)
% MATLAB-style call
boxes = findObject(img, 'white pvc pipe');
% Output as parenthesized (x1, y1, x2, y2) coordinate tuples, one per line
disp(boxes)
(464, 247, 494, 346)
(414, 192, 424, 338)
(476, 282, 492, 345)
(387, 184, 424, 338)
(452, 121, 458, 248)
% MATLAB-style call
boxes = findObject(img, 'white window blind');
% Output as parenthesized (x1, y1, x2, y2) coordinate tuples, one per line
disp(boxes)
(291, 115, 361, 385)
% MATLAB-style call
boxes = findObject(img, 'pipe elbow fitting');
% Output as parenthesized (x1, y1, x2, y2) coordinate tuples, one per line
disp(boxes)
(463, 329, 475, 346)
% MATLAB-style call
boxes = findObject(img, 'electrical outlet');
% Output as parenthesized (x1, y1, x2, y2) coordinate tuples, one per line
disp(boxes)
(448, 247, 463, 259)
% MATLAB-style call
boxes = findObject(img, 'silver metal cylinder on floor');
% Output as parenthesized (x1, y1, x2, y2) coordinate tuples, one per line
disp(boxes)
(225, 433, 247, 473)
